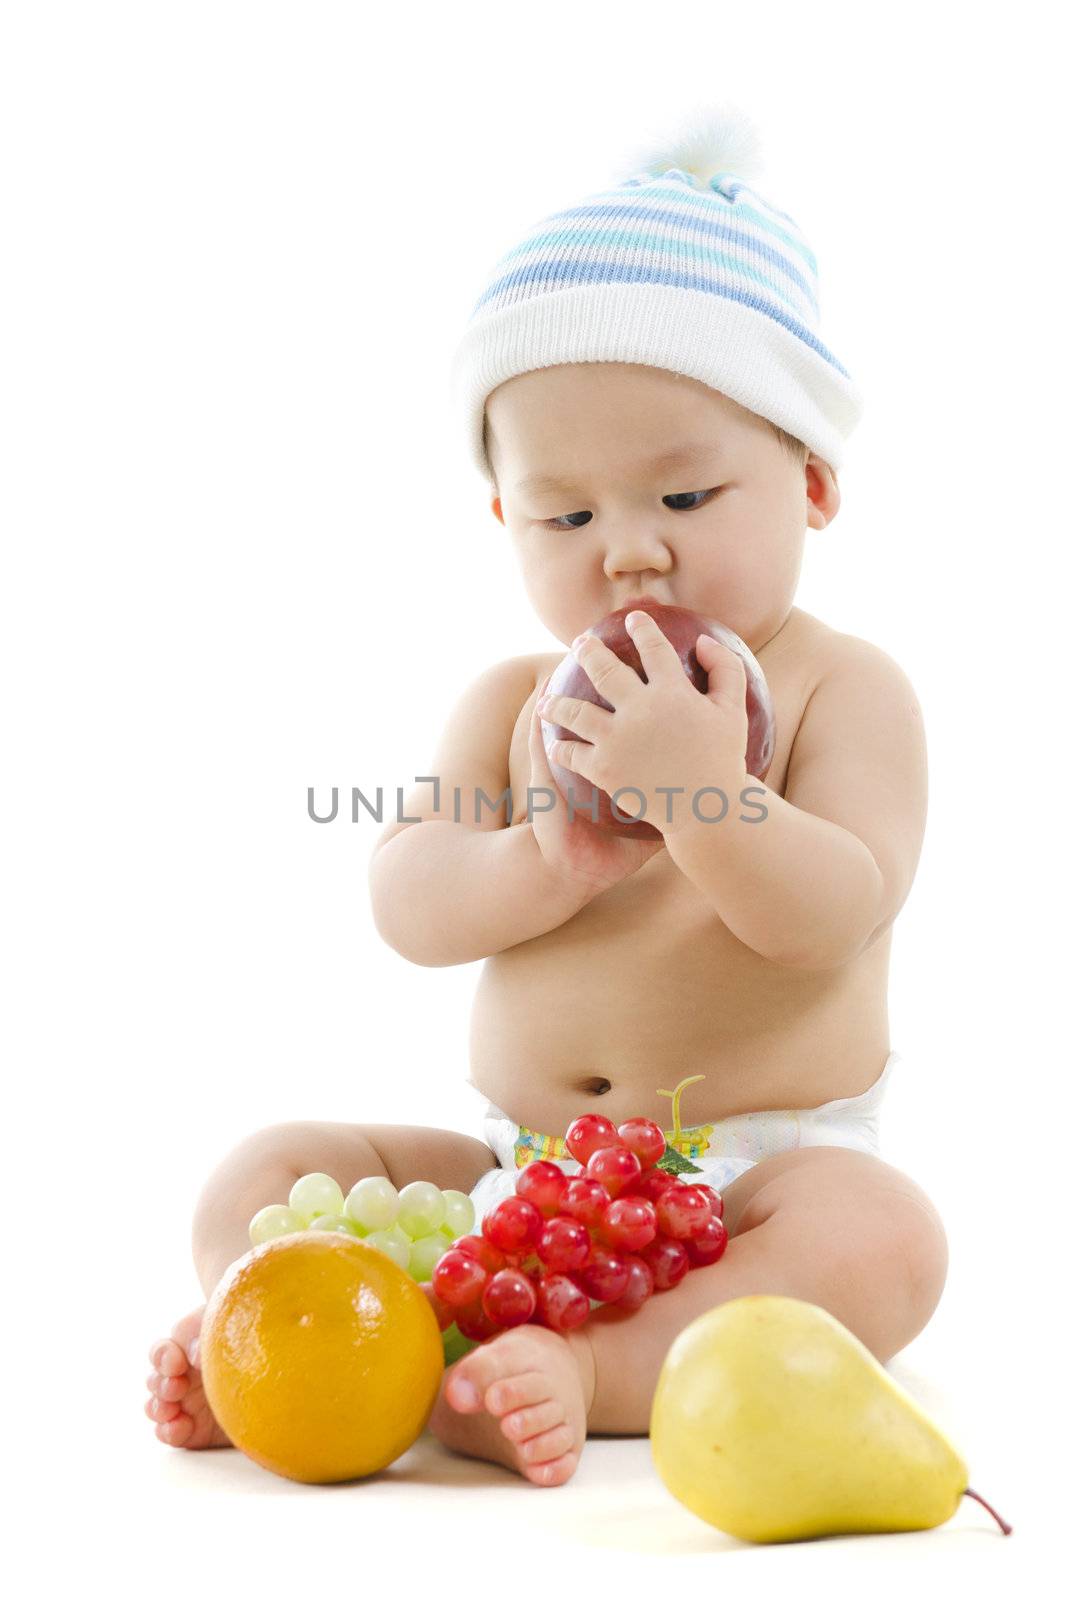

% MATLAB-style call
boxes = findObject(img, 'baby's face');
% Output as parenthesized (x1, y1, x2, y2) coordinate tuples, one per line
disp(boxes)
(485, 363, 839, 651)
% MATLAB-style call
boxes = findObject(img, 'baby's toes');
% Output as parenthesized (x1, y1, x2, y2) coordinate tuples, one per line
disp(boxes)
(145, 1395, 183, 1428)
(500, 1397, 564, 1443)
(526, 1448, 579, 1487)
(150, 1338, 188, 1380)
(146, 1369, 190, 1404)
(147, 1401, 194, 1452)
(483, 1372, 551, 1418)
(518, 1422, 574, 1467)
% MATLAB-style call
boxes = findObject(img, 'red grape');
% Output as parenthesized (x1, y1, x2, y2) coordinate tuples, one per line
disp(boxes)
(558, 1175, 611, 1230)
(687, 1182, 724, 1221)
(573, 1244, 629, 1303)
(432, 1249, 488, 1308)
(483, 1196, 544, 1253)
(686, 1215, 728, 1266)
(454, 1299, 501, 1342)
(564, 1113, 621, 1165)
(655, 1185, 714, 1241)
(536, 1273, 591, 1333)
(483, 1268, 538, 1328)
(536, 1215, 591, 1274)
(616, 1117, 667, 1170)
(641, 1235, 691, 1291)
(633, 1169, 682, 1204)
(615, 1254, 656, 1310)
(600, 1196, 658, 1252)
(452, 1233, 507, 1274)
(418, 1281, 455, 1331)
(586, 1144, 643, 1199)
(515, 1159, 568, 1217)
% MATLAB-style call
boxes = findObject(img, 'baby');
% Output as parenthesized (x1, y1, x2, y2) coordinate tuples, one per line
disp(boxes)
(145, 114, 949, 1487)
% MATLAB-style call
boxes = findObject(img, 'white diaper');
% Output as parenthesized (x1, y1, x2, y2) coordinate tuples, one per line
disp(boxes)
(468, 1050, 900, 1229)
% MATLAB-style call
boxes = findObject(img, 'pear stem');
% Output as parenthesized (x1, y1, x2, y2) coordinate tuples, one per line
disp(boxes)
(963, 1487, 1012, 1535)
(655, 1075, 706, 1145)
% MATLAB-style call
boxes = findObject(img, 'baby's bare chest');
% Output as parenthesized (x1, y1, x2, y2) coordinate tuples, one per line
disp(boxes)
(499, 632, 815, 1001)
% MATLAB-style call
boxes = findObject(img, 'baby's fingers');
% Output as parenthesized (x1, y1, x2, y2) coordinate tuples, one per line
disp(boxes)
(529, 678, 551, 761)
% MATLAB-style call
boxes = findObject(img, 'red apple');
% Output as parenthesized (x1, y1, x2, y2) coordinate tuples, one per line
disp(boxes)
(541, 601, 776, 839)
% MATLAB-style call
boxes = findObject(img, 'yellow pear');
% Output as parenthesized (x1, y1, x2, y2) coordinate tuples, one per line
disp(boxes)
(650, 1295, 1011, 1543)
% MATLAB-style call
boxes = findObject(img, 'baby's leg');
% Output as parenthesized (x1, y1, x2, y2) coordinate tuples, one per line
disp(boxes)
(573, 1145, 950, 1434)
(191, 1120, 498, 1300)
(145, 1120, 498, 1450)
(429, 1146, 947, 1486)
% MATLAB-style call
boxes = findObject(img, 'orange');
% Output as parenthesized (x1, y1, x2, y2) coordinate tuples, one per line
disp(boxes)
(200, 1231, 444, 1483)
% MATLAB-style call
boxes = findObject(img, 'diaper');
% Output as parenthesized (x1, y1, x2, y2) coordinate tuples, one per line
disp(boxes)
(468, 1050, 900, 1229)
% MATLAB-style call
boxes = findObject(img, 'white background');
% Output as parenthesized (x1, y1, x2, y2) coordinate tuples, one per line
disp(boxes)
(4, 0, 1063, 1590)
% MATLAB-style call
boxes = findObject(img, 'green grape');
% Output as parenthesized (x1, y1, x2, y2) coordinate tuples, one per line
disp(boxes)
(407, 1229, 451, 1282)
(439, 1189, 475, 1240)
(248, 1204, 305, 1246)
(308, 1213, 360, 1235)
(289, 1172, 345, 1223)
(344, 1176, 399, 1233)
(363, 1224, 410, 1271)
(396, 1181, 445, 1240)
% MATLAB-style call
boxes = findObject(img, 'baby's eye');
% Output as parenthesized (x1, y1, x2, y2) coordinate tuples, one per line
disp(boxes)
(545, 510, 593, 530)
(544, 489, 718, 530)
(663, 489, 718, 511)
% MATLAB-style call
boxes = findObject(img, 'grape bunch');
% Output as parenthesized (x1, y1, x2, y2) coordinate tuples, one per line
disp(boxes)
(427, 1113, 728, 1342)
(248, 1174, 476, 1284)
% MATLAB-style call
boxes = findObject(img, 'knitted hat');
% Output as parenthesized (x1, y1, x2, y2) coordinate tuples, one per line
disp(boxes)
(449, 108, 862, 479)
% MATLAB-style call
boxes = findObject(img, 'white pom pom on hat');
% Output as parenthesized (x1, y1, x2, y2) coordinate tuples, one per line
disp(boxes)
(610, 103, 767, 188)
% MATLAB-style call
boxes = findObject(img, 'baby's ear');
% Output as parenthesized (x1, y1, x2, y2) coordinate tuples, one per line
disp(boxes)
(490, 495, 505, 526)
(805, 458, 840, 531)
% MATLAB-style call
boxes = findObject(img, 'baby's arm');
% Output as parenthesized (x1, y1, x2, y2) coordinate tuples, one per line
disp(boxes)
(369, 657, 595, 966)
(665, 637, 928, 969)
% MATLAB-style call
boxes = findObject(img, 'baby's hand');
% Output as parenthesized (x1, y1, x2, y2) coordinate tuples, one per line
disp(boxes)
(527, 674, 665, 898)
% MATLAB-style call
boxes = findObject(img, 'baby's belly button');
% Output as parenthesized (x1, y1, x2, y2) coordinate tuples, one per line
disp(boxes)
(575, 1075, 613, 1098)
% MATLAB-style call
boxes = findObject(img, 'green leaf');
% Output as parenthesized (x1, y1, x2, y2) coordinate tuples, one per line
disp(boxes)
(656, 1144, 702, 1175)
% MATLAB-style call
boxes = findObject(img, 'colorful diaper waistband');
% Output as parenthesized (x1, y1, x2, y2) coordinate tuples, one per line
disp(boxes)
(514, 1121, 715, 1169)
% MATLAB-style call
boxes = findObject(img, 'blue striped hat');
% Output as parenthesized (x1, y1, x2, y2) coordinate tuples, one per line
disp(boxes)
(449, 110, 862, 478)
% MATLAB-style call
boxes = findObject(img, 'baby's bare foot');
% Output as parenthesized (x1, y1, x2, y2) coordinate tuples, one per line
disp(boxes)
(144, 1307, 231, 1450)
(427, 1323, 594, 1487)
